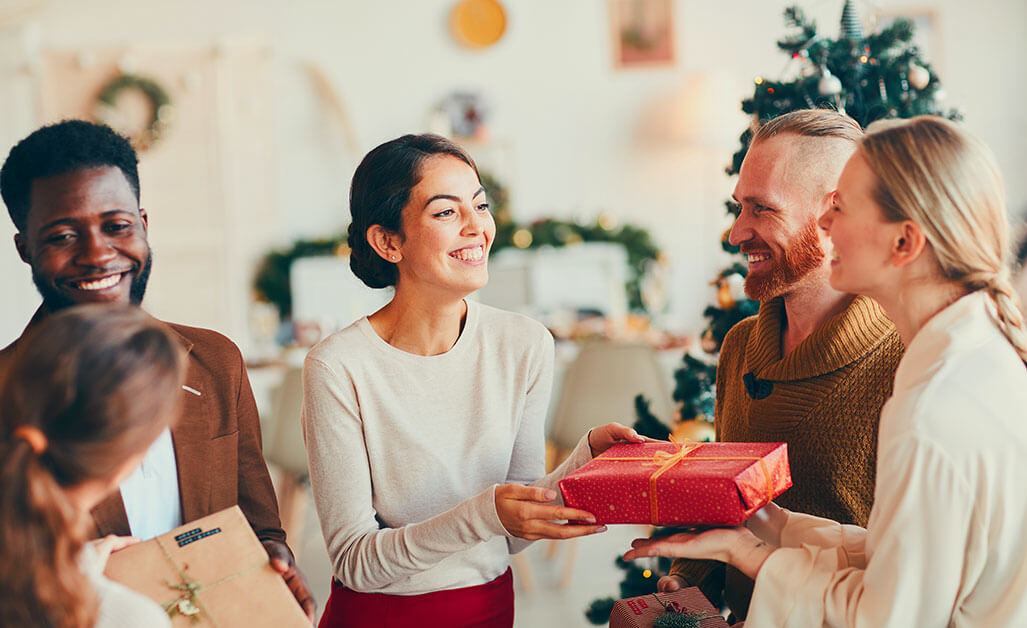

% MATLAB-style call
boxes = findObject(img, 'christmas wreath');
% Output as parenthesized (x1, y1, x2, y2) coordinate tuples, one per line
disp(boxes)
(95, 73, 172, 150)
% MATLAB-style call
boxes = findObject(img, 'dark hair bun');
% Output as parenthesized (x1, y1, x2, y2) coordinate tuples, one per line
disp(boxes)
(346, 133, 477, 289)
(347, 221, 395, 289)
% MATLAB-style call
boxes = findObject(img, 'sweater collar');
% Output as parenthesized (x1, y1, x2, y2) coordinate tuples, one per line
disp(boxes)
(744, 295, 897, 381)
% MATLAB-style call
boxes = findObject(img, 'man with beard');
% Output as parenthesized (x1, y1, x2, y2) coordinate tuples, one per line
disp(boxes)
(660, 110, 905, 622)
(0, 120, 315, 620)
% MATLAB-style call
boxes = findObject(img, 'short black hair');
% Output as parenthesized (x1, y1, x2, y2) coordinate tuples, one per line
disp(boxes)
(347, 134, 478, 288)
(0, 120, 140, 232)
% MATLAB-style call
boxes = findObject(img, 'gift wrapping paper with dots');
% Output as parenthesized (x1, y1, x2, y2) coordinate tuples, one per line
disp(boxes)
(559, 441, 792, 526)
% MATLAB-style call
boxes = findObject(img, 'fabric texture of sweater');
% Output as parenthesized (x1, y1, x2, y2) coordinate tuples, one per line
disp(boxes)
(670, 295, 904, 617)
(302, 300, 593, 596)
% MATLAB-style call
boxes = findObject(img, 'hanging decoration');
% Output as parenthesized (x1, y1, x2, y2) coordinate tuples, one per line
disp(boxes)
(94, 73, 173, 150)
(450, 0, 507, 48)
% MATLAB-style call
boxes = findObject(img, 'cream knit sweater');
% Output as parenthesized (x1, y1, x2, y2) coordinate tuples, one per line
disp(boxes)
(302, 300, 592, 595)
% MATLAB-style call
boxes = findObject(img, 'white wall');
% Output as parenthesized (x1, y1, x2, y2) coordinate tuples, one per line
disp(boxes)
(2, 0, 1025, 344)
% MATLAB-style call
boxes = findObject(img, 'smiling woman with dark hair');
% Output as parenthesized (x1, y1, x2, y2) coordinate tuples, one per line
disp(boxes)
(303, 133, 643, 628)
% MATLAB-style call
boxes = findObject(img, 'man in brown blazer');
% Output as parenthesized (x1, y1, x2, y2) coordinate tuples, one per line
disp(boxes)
(0, 120, 315, 620)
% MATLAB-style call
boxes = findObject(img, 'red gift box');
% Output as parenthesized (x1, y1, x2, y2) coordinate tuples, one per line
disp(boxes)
(559, 441, 791, 526)
(609, 587, 730, 628)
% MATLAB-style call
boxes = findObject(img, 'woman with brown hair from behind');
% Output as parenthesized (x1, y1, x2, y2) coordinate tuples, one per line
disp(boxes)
(0, 304, 187, 628)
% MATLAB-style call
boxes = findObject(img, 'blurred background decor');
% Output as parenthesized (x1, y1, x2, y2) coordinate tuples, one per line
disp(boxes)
(611, 0, 676, 68)
(94, 71, 172, 150)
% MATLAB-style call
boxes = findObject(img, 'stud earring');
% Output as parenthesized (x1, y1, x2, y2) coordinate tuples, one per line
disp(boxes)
(390, 255, 396, 260)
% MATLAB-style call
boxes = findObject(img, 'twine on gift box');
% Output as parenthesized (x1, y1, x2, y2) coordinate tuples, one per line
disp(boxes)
(154, 535, 269, 626)
(601, 438, 774, 524)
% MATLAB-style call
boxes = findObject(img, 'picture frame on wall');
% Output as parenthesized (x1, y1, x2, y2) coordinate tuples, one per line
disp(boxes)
(873, 5, 943, 73)
(610, 0, 675, 69)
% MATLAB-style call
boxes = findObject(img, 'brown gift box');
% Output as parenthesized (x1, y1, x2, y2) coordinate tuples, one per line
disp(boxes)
(609, 587, 730, 628)
(104, 505, 309, 627)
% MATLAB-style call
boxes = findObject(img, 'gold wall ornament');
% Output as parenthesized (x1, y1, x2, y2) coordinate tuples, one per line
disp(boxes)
(450, 0, 507, 48)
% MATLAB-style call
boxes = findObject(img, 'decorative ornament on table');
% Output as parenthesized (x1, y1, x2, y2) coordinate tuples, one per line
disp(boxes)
(94, 73, 173, 151)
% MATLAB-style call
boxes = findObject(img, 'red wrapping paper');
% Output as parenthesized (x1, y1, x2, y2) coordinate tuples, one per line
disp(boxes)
(609, 587, 730, 628)
(559, 441, 791, 526)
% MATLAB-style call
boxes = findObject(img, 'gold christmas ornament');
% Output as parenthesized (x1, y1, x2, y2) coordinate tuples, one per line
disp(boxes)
(717, 281, 735, 309)
(674, 419, 715, 443)
(512, 228, 533, 249)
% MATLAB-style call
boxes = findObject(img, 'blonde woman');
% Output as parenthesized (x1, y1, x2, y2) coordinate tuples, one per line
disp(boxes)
(626, 116, 1027, 627)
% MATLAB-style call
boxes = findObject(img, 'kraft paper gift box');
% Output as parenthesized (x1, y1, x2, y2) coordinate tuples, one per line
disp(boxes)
(559, 441, 791, 526)
(609, 587, 730, 628)
(104, 505, 309, 627)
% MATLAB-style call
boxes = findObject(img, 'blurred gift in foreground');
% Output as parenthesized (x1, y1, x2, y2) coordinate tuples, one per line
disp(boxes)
(609, 587, 730, 628)
(560, 441, 791, 526)
(104, 506, 308, 627)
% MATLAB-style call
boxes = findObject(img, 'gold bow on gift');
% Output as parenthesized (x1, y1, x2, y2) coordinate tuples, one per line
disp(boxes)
(601, 438, 774, 524)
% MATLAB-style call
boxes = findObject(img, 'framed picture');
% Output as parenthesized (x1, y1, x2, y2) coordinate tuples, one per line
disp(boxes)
(610, 0, 675, 68)
(873, 5, 943, 73)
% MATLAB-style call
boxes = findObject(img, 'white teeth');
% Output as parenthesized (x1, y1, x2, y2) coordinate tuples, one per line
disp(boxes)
(451, 246, 484, 262)
(747, 253, 770, 263)
(76, 274, 121, 291)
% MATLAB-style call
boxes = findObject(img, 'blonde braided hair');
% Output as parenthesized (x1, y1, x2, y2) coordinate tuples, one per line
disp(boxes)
(861, 116, 1027, 362)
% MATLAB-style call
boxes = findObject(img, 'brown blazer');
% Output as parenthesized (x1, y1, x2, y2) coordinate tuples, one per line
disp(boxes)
(0, 308, 286, 544)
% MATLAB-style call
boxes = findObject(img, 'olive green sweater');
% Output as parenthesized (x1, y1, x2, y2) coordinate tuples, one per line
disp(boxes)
(669, 295, 904, 618)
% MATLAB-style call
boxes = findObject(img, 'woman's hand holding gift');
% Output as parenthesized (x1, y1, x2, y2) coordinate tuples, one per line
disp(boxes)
(587, 422, 650, 458)
(495, 485, 607, 540)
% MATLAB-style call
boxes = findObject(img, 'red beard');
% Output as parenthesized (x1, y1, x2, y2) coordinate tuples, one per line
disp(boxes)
(743, 216, 825, 302)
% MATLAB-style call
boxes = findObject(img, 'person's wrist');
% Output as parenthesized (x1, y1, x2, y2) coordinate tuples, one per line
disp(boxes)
(728, 535, 773, 580)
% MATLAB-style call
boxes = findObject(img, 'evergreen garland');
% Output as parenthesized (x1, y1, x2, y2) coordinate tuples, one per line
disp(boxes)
(253, 171, 662, 318)
(652, 610, 711, 628)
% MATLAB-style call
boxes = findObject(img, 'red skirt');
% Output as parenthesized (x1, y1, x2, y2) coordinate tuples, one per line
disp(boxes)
(318, 568, 514, 628)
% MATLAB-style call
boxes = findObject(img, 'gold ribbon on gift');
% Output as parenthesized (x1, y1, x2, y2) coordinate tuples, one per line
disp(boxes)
(600, 439, 775, 524)
(154, 535, 268, 626)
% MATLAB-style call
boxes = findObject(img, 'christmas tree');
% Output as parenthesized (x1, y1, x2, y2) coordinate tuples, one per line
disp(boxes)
(587, 2, 958, 623)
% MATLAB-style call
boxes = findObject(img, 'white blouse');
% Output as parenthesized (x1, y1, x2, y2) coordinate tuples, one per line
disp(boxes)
(744, 291, 1027, 627)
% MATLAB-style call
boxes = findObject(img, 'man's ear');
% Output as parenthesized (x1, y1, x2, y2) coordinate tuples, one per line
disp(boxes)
(891, 220, 927, 268)
(366, 224, 402, 263)
(14, 232, 29, 264)
(139, 207, 149, 232)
